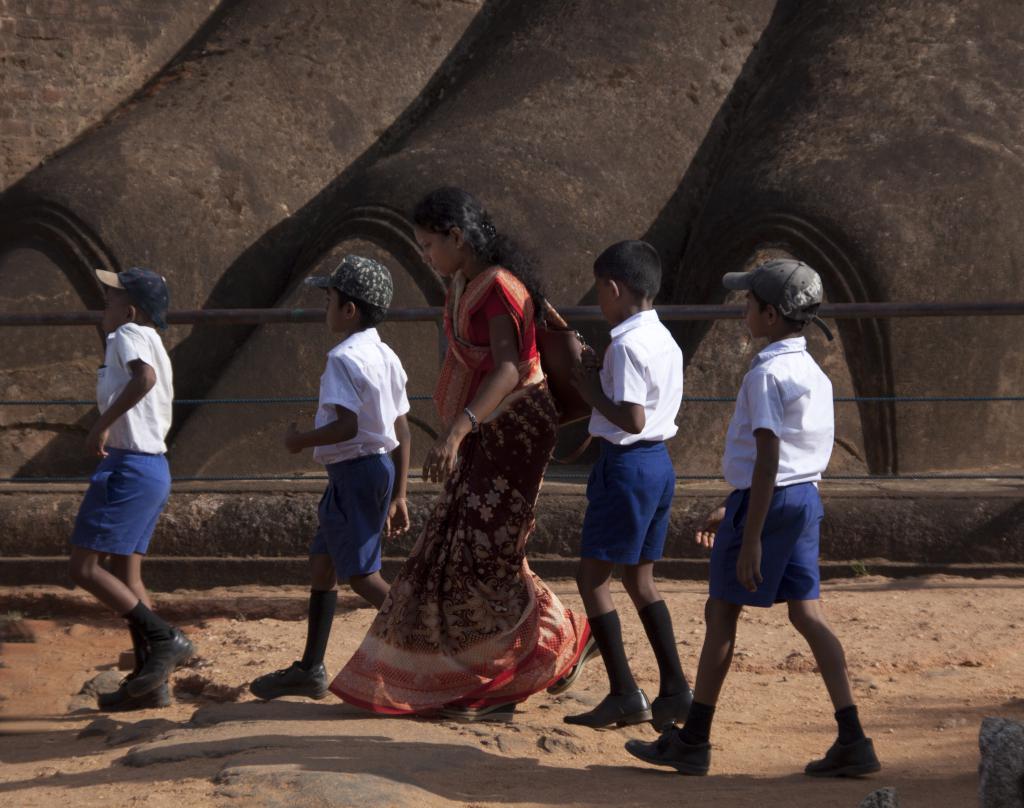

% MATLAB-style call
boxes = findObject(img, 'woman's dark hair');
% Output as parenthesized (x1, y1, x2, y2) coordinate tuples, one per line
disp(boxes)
(413, 187, 546, 314)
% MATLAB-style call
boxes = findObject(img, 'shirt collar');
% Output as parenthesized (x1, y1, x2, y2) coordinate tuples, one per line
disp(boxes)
(332, 327, 380, 353)
(751, 336, 806, 368)
(610, 308, 660, 339)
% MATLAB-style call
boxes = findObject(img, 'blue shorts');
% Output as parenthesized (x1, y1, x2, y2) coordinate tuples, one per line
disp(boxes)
(580, 440, 675, 565)
(709, 482, 823, 607)
(70, 449, 171, 556)
(310, 453, 395, 580)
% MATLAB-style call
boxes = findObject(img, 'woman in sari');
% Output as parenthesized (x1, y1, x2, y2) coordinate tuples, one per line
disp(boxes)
(329, 187, 591, 720)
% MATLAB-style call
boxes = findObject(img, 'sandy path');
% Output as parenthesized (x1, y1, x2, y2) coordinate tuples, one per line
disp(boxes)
(1, 576, 1022, 807)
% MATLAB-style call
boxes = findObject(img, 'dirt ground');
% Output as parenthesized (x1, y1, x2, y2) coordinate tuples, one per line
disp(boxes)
(1, 576, 1022, 808)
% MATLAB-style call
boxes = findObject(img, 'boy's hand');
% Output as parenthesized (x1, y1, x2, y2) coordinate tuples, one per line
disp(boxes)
(385, 498, 410, 537)
(579, 345, 601, 371)
(85, 425, 109, 458)
(696, 506, 725, 549)
(284, 422, 305, 454)
(736, 540, 763, 592)
(570, 354, 603, 406)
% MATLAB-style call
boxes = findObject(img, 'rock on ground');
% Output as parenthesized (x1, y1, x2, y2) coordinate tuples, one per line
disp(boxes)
(979, 717, 1024, 808)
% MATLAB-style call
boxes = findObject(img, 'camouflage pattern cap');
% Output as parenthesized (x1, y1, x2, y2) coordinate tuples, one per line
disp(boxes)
(305, 254, 393, 310)
(722, 258, 834, 340)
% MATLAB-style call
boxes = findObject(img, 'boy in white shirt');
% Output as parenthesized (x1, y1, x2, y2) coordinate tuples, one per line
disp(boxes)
(250, 255, 411, 701)
(554, 240, 691, 731)
(69, 267, 193, 711)
(625, 259, 880, 777)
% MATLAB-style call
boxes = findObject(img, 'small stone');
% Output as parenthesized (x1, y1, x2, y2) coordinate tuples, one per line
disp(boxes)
(77, 717, 120, 739)
(859, 787, 899, 807)
(979, 717, 1024, 808)
(107, 718, 178, 747)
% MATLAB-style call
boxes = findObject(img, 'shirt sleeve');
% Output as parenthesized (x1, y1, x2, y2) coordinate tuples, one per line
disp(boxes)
(320, 355, 363, 415)
(111, 324, 155, 371)
(395, 363, 411, 417)
(606, 342, 648, 406)
(744, 369, 785, 437)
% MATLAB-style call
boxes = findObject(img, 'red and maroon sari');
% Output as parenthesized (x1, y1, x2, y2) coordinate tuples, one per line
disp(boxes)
(329, 268, 589, 713)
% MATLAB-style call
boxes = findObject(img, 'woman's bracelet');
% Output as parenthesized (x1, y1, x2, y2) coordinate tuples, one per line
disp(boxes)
(464, 407, 479, 433)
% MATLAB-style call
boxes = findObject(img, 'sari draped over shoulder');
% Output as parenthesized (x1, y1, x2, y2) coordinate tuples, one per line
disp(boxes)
(330, 267, 589, 714)
(433, 267, 545, 428)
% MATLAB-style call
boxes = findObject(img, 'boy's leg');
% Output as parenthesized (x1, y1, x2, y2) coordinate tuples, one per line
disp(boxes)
(69, 547, 140, 615)
(788, 599, 880, 776)
(622, 561, 692, 729)
(565, 558, 651, 728)
(347, 571, 389, 610)
(109, 553, 150, 675)
(624, 596, 742, 775)
(250, 554, 336, 701)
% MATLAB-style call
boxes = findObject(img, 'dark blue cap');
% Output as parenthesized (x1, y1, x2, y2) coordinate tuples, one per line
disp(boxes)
(96, 267, 170, 329)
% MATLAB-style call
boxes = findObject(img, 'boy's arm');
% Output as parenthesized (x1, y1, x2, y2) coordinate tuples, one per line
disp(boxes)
(386, 414, 412, 536)
(736, 428, 780, 591)
(570, 346, 646, 434)
(284, 405, 357, 453)
(86, 359, 156, 457)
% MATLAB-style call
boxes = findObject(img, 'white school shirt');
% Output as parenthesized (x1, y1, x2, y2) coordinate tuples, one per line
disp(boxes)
(721, 337, 834, 489)
(587, 309, 684, 445)
(313, 328, 411, 465)
(97, 323, 173, 454)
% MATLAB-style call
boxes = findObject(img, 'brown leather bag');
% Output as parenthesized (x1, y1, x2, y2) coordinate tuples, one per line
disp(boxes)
(536, 301, 592, 427)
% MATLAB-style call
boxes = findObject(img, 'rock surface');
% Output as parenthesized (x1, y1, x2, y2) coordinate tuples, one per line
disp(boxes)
(979, 717, 1024, 808)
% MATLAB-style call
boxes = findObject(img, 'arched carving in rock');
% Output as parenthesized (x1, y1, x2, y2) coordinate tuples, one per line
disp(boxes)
(679, 212, 897, 475)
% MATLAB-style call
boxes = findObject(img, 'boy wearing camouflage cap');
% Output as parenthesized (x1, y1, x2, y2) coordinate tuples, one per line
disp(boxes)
(250, 255, 412, 701)
(625, 259, 880, 777)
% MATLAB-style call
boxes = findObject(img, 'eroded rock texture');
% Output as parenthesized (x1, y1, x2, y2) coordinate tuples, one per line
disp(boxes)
(1, 0, 1021, 479)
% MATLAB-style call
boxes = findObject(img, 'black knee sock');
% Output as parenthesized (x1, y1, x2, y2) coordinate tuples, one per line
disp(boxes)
(638, 600, 689, 697)
(588, 610, 637, 695)
(123, 601, 173, 645)
(300, 589, 337, 670)
(835, 704, 866, 744)
(128, 623, 147, 674)
(679, 700, 716, 745)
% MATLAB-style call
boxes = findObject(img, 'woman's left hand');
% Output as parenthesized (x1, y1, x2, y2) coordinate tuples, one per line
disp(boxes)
(422, 429, 466, 483)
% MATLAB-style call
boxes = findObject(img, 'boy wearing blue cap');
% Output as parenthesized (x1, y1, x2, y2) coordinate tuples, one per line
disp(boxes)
(250, 255, 411, 701)
(625, 259, 880, 777)
(69, 267, 193, 711)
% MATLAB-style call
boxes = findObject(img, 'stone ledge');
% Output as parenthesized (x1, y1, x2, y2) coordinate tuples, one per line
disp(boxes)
(2, 479, 1022, 564)
(1, 556, 1022, 593)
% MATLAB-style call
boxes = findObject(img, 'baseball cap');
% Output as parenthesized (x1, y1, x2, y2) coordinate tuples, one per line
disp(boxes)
(305, 254, 393, 310)
(96, 267, 169, 330)
(722, 258, 834, 341)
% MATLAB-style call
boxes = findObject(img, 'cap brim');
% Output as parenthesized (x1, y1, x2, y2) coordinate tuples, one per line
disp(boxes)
(96, 269, 124, 289)
(722, 271, 754, 290)
(304, 276, 331, 288)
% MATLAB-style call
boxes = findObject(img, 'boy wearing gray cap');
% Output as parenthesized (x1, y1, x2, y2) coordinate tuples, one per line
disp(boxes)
(625, 259, 880, 777)
(250, 255, 412, 701)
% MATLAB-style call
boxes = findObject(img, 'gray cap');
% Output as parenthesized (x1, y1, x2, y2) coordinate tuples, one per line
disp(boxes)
(305, 254, 394, 310)
(722, 258, 833, 340)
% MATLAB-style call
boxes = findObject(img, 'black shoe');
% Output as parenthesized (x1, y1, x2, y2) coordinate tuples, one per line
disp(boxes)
(805, 738, 881, 777)
(98, 680, 172, 711)
(650, 688, 694, 731)
(564, 689, 652, 729)
(625, 728, 711, 775)
(124, 628, 195, 697)
(547, 636, 599, 695)
(249, 662, 329, 701)
(439, 702, 518, 723)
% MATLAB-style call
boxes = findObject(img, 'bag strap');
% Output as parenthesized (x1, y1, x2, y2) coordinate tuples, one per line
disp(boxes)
(551, 434, 593, 465)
